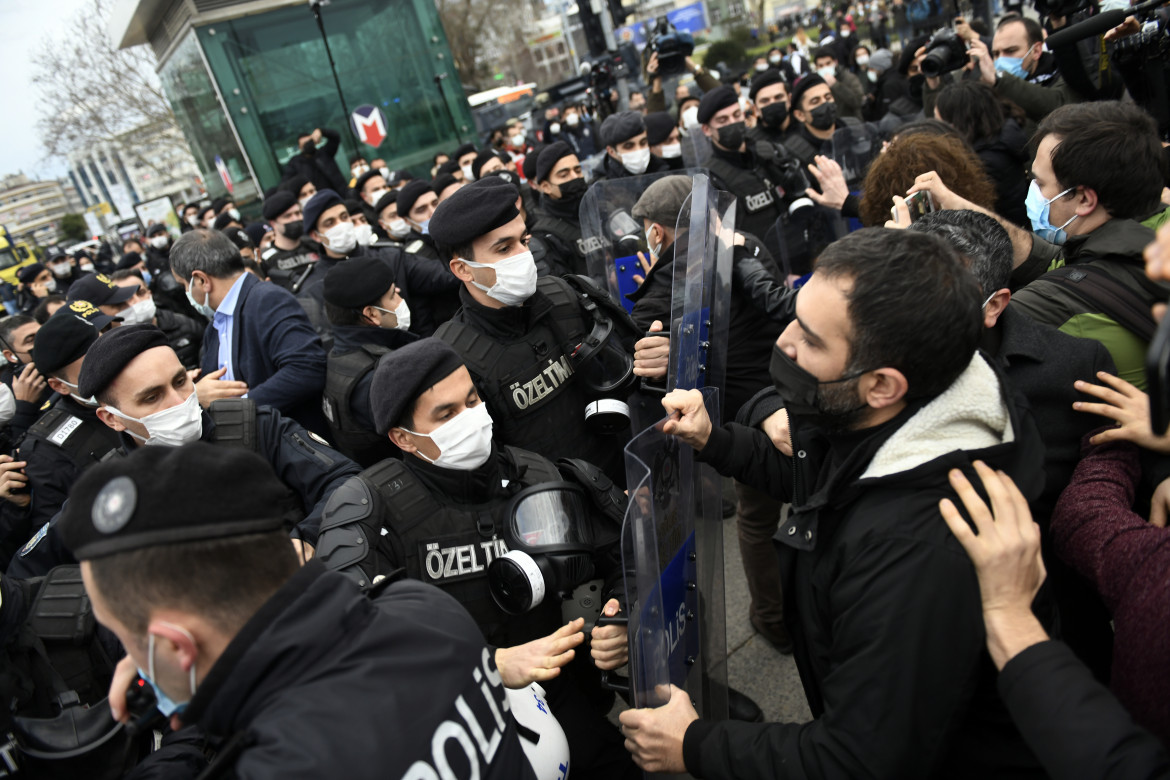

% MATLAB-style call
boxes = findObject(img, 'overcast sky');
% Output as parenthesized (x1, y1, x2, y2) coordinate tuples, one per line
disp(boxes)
(0, 0, 96, 182)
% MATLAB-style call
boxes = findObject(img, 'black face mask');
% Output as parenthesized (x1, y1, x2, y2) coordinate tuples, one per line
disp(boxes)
(556, 177, 588, 205)
(716, 121, 747, 150)
(761, 101, 789, 128)
(808, 102, 837, 131)
(282, 221, 304, 241)
(769, 343, 868, 420)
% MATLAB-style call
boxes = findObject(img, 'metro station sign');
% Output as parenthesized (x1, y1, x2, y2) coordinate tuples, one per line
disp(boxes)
(351, 105, 388, 148)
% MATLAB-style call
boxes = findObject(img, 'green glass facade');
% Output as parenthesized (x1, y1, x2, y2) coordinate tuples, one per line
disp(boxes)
(157, 0, 474, 202)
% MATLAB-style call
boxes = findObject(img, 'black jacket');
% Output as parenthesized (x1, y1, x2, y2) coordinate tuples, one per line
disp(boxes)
(590, 152, 671, 183)
(281, 128, 347, 194)
(974, 119, 1030, 228)
(155, 308, 205, 370)
(328, 324, 418, 436)
(180, 562, 540, 780)
(999, 641, 1170, 780)
(683, 354, 1049, 779)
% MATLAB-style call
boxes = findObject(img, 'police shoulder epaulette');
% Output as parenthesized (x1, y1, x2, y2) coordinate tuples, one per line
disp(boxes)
(405, 240, 424, 254)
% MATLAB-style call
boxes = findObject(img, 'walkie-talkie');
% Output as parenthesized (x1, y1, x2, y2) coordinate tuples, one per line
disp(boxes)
(124, 675, 166, 736)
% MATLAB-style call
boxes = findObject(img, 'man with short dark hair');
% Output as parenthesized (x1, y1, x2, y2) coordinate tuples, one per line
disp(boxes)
(966, 14, 1081, 123)
(811, 46, 864, 119)
(0, 314, 48, 442)
(620, 228, 1049, 779)
(170, 229, 329, 435)
(530, 142, 591, 277)
(63, 442, 541, 779)
(747, 70, 797, 148)
(909, 100, 1170, 390)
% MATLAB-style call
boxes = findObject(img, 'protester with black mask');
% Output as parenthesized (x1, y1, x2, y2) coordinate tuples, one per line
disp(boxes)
(747, 69, 797, 149)
(530, 142, 590, 277)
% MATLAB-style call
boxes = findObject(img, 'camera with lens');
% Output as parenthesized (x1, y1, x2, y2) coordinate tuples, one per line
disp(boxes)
(646, 16, 695, 77)
(920, 27, 970, 78)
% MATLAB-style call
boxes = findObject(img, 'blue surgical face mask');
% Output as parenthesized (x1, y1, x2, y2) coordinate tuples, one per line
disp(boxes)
(138, 629, 197, 718)
(1025, 180, 1078, 245)
(186, 278, 216, 319)
(993, 55, 1027, 79)
(141, 269, 153, 288)
(417, 218, 431, 236)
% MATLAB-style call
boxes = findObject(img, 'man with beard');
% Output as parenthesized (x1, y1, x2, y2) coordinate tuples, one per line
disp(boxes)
(618, 228, 1050, 780)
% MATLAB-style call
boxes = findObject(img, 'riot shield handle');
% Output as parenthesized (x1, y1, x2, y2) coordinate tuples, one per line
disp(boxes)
(596, 613, 631, 696)
(638, 328, 669, 395)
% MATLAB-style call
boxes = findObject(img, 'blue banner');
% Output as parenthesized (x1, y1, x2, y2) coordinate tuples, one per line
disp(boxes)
(616, 1, 707, 49)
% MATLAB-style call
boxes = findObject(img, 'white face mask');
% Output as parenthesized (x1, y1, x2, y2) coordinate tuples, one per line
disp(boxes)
(104, 389, 204, 447)
(59, 378, 97, 407)
(855, 54, 870, 67)
(298, 196, 312, 208)
(659, 143, 682, 159)
(42, 279, 57, 294)
(150, 235, 169, 249)
(228, 208, 241, 221)
(186, 215, 199, 227)
(510, 133, 526, 147)
(755, 63, 768, 72)
(769, 54, 782, 65)
(352, 164, 370, 178)
(366, 187, 389, 205)
(621, 147, 651, 175)
(460, 249, 539, 307)
(549, 122, 562, 135)
(80, 263, 95, 273)
(461, 164, 475, 182)
(816, 65, 835, 80)
(321, 220, 357, 254)
(385, 218, 410, 239)
(400, 403, 494, 471)
(50, 262, 71, 277)
(353, 223, 375, 246)
(374, 299, 411, 331)
(565, 113, 580, 127)
(645, 225, 662, 260)
(120, 297, 157, 326)
(682, 106, 700, 128)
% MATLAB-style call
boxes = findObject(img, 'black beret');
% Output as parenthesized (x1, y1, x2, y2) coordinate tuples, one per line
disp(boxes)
(535, 142, 575, 184)
(323, 257, 395, 308)
(373, 190, 398, 219)
(244, 222, 272, 247)
(643, 112, 676, 146)
(197, 205, 216, 221)
(386, 170, 413, 187)
(471, 149, 502, 180)
(222, 226, 253, 251)
(436, 159, 461, 177)
(454, 143, 478, 160)
(262, 190, 298, 221)
(302, 188, 344, 233)
(370, 338, 466, 434)
(429, 177, 520, 249)
(77, 323, 170, 398)
(146, 223, 168, 236)
(282, 174, 311, 196)
(67, 272, 136, 306)
(33, 302, 116, 376)
(600, 110, 646, 147)
(60, 442, 298, 560)
(343, 198, 365, 217)
(212, 212, 237, 231)
(18, 263, 46, 285)
(115, 252, 144, 271)
(697, 85, 738, 124)
(522, 146, 543, 182)
(210, 196, 231, 213)
(749, 68, 786, 101)
(432, 173, 460, 196)
(790, 74, 827, 111)
(353, 168, 385, 196)
(487, 170, 521, 191)
(397, 180, 435, 219)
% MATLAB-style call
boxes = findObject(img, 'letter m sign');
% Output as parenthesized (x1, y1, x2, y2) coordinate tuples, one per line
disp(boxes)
(351, 104, 388, 148)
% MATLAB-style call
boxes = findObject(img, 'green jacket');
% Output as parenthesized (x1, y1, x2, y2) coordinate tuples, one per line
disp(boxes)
(1010, 218, 1165, 389)
(994, 71, 1082, 125)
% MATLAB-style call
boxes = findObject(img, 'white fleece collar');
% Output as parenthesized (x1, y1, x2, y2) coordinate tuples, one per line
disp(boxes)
(859, 353, 1013, 480)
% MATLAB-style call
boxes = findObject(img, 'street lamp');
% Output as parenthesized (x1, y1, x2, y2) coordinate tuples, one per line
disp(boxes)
(309, 0, 361, 149)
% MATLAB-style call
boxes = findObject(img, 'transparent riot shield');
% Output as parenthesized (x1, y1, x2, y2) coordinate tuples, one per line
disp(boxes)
(680, 127, 712, 169)
(666, 173, 736, 409)
(579, 169, 706, 313)
(829, 122, 882, 188)
(614, 387, 728, 731)
(762, 202, 850, 281)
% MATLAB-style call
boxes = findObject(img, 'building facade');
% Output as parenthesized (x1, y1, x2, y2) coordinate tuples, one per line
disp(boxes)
(0, 174, 83, 246)
(110, 0, 477, 204)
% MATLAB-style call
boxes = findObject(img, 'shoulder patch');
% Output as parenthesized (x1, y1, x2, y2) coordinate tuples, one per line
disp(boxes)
(307, 430, 331, 446)
(40, 400, 52, 411)
(405, 240, 424, 254)
(47, 415, 83, 447)
(20, 523, 49, 557)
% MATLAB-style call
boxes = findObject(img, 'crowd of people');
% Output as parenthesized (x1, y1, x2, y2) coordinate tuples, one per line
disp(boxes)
(0, 1, 1168, 777)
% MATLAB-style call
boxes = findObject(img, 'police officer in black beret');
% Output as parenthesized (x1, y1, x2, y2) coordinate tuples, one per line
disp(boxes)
(7, 324, 361, 578)
(529, 142, 593, 278)
(62, 442, 546, 779)
(369, 190, 408, 249)
(429, 177, 639, 483)
(591, 110, 671, 182)
(258, 189, 322, 294)
(320, 258, 417, 467)
(2, 303, 123, 570)
(317, 337, 638, 780)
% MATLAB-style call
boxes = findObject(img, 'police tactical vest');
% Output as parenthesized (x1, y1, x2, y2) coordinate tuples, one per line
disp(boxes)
(705, 155, 785, 242)
(207, 398, 260, 451)
(316, 448, 561, 639)
(532, 211, 596, 262)
(321, 345, 398, 467)
(436, 277, 592, 429)
(24, 406, 120, 470)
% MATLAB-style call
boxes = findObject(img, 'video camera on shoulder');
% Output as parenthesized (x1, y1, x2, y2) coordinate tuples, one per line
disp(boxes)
(646, 16, 694, 77)
(920, 27, 970, 78)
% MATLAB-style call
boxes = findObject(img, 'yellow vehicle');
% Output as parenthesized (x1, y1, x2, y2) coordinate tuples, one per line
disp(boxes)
(0, 226, 37, 286)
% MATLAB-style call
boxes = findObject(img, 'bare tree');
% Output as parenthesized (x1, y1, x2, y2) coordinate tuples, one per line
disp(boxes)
(436, 0, 539, 91)
(30, 0, 187, 178)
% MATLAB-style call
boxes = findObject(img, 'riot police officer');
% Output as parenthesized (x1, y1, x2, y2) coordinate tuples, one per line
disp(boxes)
(428, 177, 639, 483)
(8, 323, 360, 577)
(259, 190, 321, 291)
(317, 338, 638, 780)
(60, 442, 548, 779)
(591, 111, 671, 182)
(370, 190, 408, 248)
(320, 257, 417, 467)
(530, 142, 592, 277)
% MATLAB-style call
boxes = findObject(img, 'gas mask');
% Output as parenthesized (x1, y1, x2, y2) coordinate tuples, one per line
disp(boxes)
(572, 291, 637, 434)
(488, 483, 606, 614)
